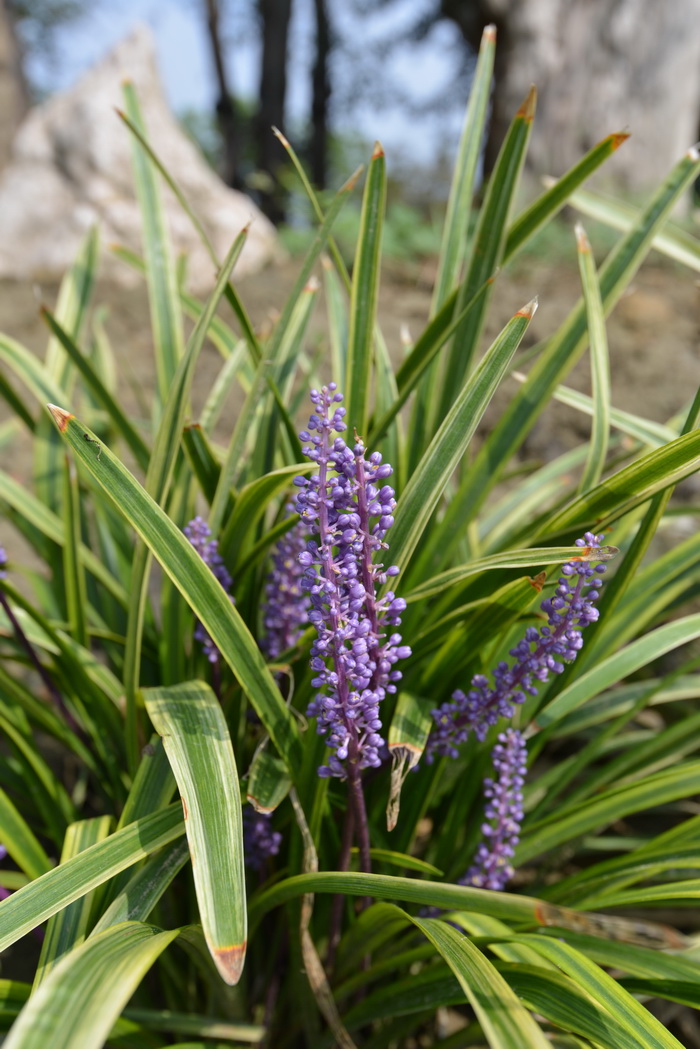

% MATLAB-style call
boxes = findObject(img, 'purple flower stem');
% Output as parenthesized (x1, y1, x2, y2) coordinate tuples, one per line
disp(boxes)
(0, 588, 80, 736)
(346, 744, 372, 876)
(326, 802, 355, 972)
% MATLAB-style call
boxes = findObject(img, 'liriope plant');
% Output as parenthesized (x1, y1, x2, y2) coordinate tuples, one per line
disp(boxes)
(1, 23, 700, 1049)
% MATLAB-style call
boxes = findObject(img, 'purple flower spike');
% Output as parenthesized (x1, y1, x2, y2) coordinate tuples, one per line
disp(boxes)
(184, 517, 234, 664)
(427, 532, 607, 759)
(243, 808, 282, 873)
(262, 512, 311, 659)
(461, 729, 527, 891)
(294, 384, 411, 779)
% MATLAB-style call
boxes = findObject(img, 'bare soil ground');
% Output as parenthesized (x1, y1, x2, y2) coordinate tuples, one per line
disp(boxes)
(0, 248, 698, 499)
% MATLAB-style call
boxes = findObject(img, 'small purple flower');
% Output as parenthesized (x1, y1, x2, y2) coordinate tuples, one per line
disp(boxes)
(294, 384, 411, 779)
(461, 729, 527, 891)
(262, 512, 311, 659)
(184, 517, 234, 664)
(0, 548, 7, 579)
(427, 533, 607, 760)
(243, 808, 282, 873)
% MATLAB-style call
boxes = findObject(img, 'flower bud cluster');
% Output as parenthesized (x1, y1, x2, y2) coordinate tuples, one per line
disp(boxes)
(461, 729, 527, 891)
(183, 517, 234, 664)
(427, 533, 606, 759)
(293, 384, 411, 779)
(262, 512, 311, 659)
(243, 808, 282, 873)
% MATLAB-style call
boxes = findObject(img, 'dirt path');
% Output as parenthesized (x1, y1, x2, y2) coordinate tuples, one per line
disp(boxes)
(1, 248, 698, 486)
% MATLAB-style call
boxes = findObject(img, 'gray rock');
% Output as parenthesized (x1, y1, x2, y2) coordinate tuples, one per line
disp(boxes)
(0, 24, 280, 291)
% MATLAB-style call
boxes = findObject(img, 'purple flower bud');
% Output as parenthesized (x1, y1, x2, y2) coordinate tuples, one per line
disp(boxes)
(261, 511, 311, 659)
(427, 533, 607, 759)
(295, 386, 411, 779)
(461, 729, 527, 891)
(243, 808, 282, 874)
(183, 517, 234, 664)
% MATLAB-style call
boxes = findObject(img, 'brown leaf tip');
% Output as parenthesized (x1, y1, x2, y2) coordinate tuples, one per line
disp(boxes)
(304, 275, 321, 293)
(343, 165, 364, 193)
(272, 125, 291, 150)
(529, 571, 546, 593)
(482, 24, 496, 43)
(610, 131, 630, 151)
(575, 222, 591, 253)
(518, 85, 537, 122)
(687, 143, 700, 161)
(516, 296, 538, 319)
(372, 141, 384, 160)
(47, 404, 73, 432)
(213, 942, 247, 985)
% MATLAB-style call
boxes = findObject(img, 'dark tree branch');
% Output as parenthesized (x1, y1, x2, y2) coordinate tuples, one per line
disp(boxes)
(255, 0, 293, 223)
(309, 0, 332, 189)
(203, 0, 241, 188)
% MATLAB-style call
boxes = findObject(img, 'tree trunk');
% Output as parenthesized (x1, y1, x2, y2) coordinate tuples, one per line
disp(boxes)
(256, 0, 293, 223)
(309, 0, 332, 190)
(0, 0, 29, 170)
(441, 0, 700, 190)
(203, 0, 242, 189)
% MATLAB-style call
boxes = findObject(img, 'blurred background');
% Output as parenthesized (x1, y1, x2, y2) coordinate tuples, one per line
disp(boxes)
(0, 0, 699, 478)
(3, 0, 700, 227)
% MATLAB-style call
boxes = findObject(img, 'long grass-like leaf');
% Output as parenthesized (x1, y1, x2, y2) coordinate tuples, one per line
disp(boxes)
(431, 25, 496, 316)
(512, 374, 677, 448)
(513, 936, 685, 1049)
(0, 789, 52, 880)
(368, 276, 495, 445)
(575, 223, 610, 491)
(404, 544, 616, 603)
(433, 87, 536, 427)
(432, 145, 700, 559)
(61, 456, 88, 648)
(0, 804, 183, 951)
(534, 418, 700, 540)
(344, 144, 386, 436)
(249, 871, 541, 931)
(91, 839, 189, 933)
(122, 82, 184, 408)
(518, 761, 700, 864)
(504, 132, 629, 261)
(46, 406, 303, 772)
(0, 470, 127, 607)
(413, 916, 551, 1048)
(41, 308, 151, 470)
(123, 228, 249, 772)
(394, 301, 536, 584)
(504, 966, 643, 1049)
(563, 182, 700, 271)
(143, 681, 246, 984)
(34, 817, 112, 987)
(535, 612, 700, 730)
(4, 921, 179, 1049)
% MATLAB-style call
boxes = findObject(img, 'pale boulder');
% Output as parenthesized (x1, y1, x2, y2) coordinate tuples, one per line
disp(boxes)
(0, 24, 280, 291)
